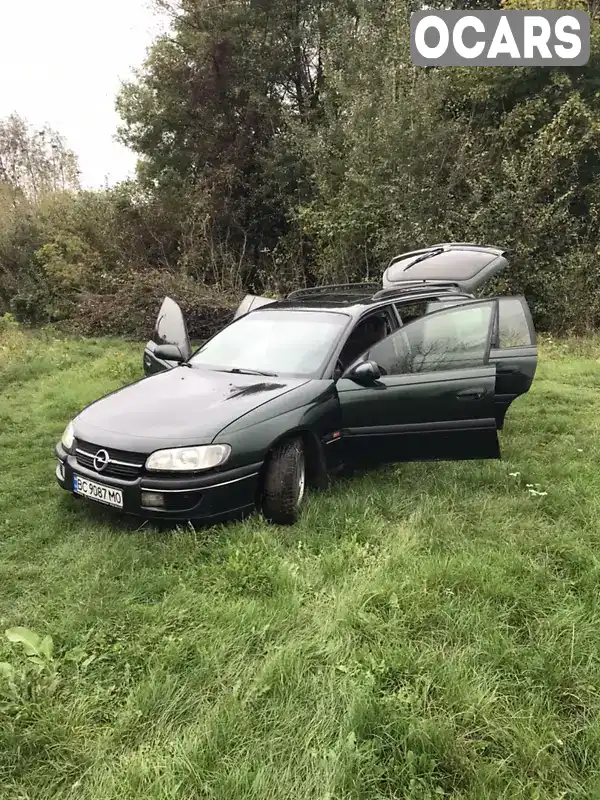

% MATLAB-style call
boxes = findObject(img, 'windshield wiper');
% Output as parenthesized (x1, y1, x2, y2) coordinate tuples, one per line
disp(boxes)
(404, 246, 446, 271)
(221, 367, 279, 377)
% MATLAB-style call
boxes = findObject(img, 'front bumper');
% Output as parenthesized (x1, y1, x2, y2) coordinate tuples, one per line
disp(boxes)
(55, 443, 261, 524)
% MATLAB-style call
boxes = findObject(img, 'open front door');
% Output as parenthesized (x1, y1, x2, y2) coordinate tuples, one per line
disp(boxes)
(143, 297, 192, 376)
(426, 296, 538, 428)
(337, 300, 500, 466)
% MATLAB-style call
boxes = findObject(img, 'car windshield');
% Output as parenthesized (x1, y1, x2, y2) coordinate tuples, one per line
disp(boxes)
(190, 309, 350, 376)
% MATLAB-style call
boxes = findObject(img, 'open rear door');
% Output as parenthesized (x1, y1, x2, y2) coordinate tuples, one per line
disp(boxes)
(143, 297, 192, 376)
(382, 243, 509, 294)
(489, 296, 537, 429)
(233, 294, 277, 320)
(426, 295, 537, 428)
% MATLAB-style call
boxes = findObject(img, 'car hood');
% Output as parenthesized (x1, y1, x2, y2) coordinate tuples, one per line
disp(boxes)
(74, 367, 309, 452)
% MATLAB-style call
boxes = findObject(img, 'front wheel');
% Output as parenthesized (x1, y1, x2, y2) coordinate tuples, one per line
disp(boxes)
(261, 437, 306, 526)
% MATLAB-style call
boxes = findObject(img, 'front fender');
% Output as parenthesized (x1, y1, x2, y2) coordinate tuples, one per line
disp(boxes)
(213, 381, 341, 471)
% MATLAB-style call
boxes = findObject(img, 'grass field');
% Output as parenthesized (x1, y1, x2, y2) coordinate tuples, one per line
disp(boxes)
(2, 321, 600, 799)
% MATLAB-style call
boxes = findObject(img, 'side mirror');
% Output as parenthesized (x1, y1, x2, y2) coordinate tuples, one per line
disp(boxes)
(154, 343, 185, 363)
(345, 360, 381, 383)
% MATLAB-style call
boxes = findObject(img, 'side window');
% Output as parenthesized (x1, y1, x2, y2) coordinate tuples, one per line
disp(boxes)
(365, 301, 496, 376)
(425, 299, 467, 314)
(427, 297, 535, 349)
(497, 297, 535, 348)
(338, 308, 395, 371)
(394, 300, 429, 325)
(152, 297, 191, 348)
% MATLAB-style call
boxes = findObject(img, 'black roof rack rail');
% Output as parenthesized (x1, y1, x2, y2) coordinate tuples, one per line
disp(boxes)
(371, 282, 462, 301)
(286, 282, 380, 300)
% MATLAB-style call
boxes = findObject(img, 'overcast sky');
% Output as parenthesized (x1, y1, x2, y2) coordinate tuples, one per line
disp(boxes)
(0, 0, 166, 188)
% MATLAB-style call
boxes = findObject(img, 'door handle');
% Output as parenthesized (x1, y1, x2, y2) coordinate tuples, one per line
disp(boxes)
(497, 365, 518, 374)
(456, 387, 487, 400)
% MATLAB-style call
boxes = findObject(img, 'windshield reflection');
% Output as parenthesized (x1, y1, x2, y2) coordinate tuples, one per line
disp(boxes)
(191, 309, 349, 376)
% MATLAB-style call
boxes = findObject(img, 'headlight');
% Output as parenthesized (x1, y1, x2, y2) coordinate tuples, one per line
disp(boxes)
(61, 421, 75, 452)
(145, 444, 231, 472)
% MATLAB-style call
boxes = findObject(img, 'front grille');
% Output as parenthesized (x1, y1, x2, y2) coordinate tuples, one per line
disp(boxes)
(74, 439, 146, 480)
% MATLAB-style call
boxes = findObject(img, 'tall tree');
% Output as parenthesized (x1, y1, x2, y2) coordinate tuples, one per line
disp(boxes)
(116, 0, 361, 289)
(0, 115, 80, 200)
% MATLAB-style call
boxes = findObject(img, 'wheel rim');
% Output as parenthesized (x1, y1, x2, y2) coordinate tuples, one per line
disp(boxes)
(295, 450, 306, 507)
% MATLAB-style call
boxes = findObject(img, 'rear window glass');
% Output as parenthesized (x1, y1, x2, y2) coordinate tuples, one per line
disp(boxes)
(387, 250, 498, 283)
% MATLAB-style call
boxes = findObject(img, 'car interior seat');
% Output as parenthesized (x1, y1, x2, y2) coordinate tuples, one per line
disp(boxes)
(339, 314, 389, 371)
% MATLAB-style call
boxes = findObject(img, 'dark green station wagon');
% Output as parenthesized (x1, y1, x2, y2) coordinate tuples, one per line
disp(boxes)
(55, 243, 537, 526)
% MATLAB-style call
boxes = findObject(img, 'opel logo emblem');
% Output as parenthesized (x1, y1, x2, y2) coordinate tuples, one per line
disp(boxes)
(93, 449, 110, 473)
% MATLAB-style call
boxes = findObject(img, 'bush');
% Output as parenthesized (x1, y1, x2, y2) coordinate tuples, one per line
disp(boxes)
(68, 270, 240, 340)
(0, 311, 19, 334)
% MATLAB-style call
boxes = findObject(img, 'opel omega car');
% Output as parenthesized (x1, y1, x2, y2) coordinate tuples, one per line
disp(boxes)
(55, 243, 538, 526)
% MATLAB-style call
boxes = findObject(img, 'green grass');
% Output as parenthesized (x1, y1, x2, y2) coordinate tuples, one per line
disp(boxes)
(2, 322, 600, 799)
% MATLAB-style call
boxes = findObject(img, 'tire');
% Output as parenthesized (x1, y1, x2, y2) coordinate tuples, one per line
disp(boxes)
(261, 437, 306, 526)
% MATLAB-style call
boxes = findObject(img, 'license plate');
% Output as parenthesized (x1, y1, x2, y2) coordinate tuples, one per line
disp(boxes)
(73, 474, 123, 509)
